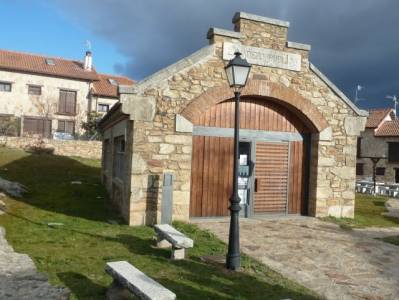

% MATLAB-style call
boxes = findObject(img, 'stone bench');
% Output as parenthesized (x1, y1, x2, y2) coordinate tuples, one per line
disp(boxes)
(105, 261, 176, 300)
(154, 224, 194, 260)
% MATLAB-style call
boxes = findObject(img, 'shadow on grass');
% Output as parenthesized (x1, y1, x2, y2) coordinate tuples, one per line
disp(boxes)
(0, 152, 122, 223)
(373, 201, 386, 207)
(57, 272, 106, 300)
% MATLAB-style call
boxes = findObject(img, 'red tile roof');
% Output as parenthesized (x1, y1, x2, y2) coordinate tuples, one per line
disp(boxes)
(92, 74, 135, 98)
(365, 108, 394, 128)
(375, 120, 399, 136)
(0, 49, 98, 81)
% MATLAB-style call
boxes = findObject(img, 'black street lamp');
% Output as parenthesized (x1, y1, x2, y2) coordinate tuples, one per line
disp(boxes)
(224, 51, 251, 270)
(361, 155, 387, 195)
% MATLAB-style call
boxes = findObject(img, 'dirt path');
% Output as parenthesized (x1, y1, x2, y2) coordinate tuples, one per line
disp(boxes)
(195, 217, 399, 300)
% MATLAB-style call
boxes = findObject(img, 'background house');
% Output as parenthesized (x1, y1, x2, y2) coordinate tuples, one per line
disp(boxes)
(0, 49, 133, 138)
(357, 108, 399, 183)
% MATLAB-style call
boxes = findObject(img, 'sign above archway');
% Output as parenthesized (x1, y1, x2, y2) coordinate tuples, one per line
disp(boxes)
(223, 42, 302, 72)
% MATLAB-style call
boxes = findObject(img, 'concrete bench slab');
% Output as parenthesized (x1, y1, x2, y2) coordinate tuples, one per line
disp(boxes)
(105, 261, 176, 300)
(154, 224, 193, 260)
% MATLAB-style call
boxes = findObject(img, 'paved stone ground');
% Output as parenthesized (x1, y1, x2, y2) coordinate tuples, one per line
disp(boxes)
(0, 227, 70, 300)
(194, 217, 399, 300)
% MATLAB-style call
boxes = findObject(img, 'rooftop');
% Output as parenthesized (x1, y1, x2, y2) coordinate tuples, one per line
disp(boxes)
(365, 108, 394, 128)
(92, 74, 135, 98)
(375, 120, 399, 137)
(0, 49, 98, 81)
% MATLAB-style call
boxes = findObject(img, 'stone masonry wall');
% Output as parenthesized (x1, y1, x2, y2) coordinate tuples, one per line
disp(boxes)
(0, 70, 91, 135)
(120, 13, 366, 225)
(357, 128, 399, 183)
(2, 136, 102, 159)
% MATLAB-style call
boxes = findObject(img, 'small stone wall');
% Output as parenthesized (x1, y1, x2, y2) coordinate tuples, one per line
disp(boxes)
(1, 136, 102, 159)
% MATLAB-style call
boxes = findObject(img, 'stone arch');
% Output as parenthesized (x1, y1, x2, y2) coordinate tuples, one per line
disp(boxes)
(181, 79, 328, 133)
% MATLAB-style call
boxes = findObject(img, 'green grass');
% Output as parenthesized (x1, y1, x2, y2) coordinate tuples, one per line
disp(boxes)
(322, 193, 399, 229)
(0, 147, 318, 300)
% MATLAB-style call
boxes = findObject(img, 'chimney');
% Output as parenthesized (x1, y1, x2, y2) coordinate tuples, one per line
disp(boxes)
(84, 51, 93, 71)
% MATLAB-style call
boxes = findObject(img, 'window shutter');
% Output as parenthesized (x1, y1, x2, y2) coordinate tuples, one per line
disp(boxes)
(65, 91, 76, 114)
(59, 91, 67, 114)
(58, 120, 65, 132)
(66, 121, 74, 134)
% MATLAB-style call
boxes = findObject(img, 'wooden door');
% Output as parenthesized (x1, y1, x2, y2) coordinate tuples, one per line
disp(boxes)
(254, 142, 289, 214)
(190, 136, 234, 217)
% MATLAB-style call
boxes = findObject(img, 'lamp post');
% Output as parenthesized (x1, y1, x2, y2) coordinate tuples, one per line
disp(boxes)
(361, 155, 387, 195)
(224, 51, 251, 270)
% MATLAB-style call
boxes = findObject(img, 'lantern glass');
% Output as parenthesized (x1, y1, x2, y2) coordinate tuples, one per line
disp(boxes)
(225, 51, 251, 89)
(225, 64, 234, 87)
(232, 65, 250, 87)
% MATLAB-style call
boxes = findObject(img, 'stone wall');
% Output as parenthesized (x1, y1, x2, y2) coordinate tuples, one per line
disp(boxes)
(114, 12, 366, 225)
(1, 136, 102, 159)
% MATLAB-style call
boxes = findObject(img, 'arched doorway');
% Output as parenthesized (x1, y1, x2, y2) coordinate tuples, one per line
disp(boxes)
(189, 96, 313, 218)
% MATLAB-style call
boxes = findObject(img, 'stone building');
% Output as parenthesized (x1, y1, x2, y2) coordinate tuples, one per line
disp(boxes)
(357, 108, 399, 183)
(99, 12, 367, 226)
(0, 49, 133, 137)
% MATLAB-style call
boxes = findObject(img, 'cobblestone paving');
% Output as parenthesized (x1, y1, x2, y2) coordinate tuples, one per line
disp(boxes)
(0, 227, 69, 300)
(195, 217, 399, 300)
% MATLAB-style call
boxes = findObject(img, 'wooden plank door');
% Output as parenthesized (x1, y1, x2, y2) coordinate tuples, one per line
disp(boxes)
(254, 142, 289, 214)
(190, 136, 234, 217)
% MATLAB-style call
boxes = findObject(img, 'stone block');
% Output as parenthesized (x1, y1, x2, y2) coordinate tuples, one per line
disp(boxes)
(156, 237, 171, 249)
(132, 153, 147, 174)
(165, 135, 192, 144)
(159, 144, 175, 154)
(121, 94, 156, 121)
(318, 157, 335, 167)
(319, 127, 332, 141)
(175, 114, 193, 133)
(344, 116, 367, 136)
(171, 247, 186, 260)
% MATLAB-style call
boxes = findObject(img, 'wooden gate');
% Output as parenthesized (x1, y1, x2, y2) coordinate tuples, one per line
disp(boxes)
(189, 98, 309, 218)
(254, 142, 289, 214)
(190, 136, 233, 217)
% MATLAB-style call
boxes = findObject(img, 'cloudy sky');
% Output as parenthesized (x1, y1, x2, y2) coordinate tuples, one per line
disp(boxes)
(2, 0, 398, 110)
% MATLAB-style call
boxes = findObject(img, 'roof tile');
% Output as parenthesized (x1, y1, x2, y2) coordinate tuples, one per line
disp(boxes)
(92, 74, 134, 98)
(0, 49, 98, 81)
(366, 108, 393, 128)
(375, 120, 399, 137)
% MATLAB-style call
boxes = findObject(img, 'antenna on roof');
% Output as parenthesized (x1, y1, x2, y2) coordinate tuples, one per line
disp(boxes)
(386, 95, 398, 118)
(354, 84, 365, 103)
(85, 40, 92, 51)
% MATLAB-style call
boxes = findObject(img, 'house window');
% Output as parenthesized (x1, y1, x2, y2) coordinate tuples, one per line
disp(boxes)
(357, 137, 362, 158)
(0, 82, 12, 92)
(388, 142, 399, 163)
(57, 120, 75, 134)
(113, 135, 126, 179)
(23, 117, 52, 138)
(28, 85, 42, 95)
(58, 90, 77, 115)
(376, 167, 385, 176)
(98, 104, 109, 113)
(356, 163, 364, 176)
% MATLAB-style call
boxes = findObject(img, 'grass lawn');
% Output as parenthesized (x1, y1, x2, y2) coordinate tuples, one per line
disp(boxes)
(0, 147, 318, 300)
(322, 193, 399, 229)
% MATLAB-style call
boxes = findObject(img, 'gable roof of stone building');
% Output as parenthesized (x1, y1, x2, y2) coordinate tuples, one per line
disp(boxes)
(92, 74, 135, 98)
(375, 120, 399, 136)
(118, 12, 368, 118)
(365, 108, 394, 128)
(0, 49, 99, 81)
